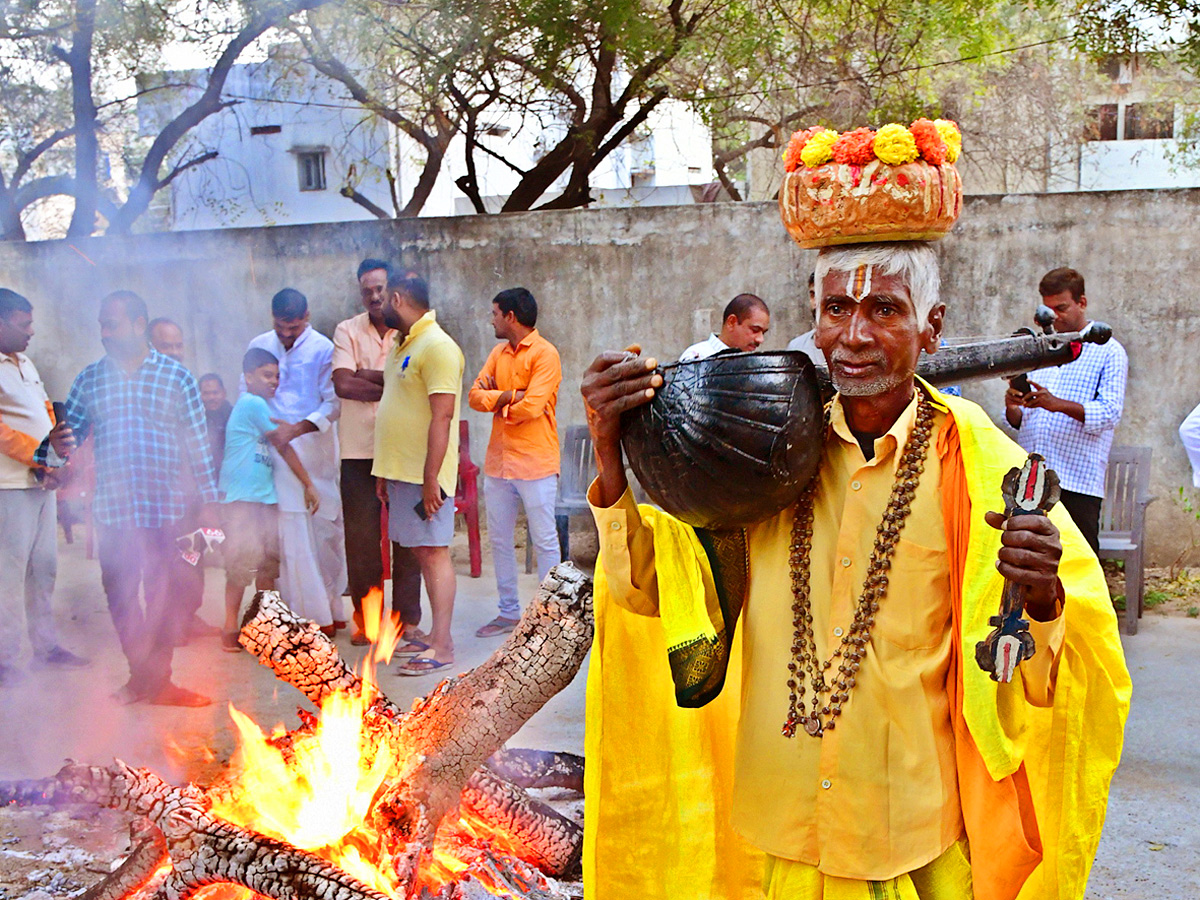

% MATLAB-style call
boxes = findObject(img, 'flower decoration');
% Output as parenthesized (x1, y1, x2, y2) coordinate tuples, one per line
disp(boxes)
(872, 124, 919, 165)
(933, 119, 962, 162)
(799, 128, 839, 167)
(783, 126, 823, 172)
(831, 127, 877, 165)
(909, 118, 947, 166)
(784, 118, 962, 169)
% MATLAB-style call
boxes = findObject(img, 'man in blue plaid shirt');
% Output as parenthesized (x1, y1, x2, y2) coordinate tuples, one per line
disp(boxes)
(1006, 268, 1128, 553)
(35, 291, 218, 706)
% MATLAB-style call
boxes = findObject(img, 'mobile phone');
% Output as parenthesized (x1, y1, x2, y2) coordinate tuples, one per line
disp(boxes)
(52, 401, 67, 423)
(413, 489, 449, 521)
(1008, 373, 1032, 395)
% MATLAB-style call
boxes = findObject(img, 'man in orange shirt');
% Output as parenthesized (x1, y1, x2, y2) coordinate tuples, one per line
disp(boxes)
(468, 288, 562, 637)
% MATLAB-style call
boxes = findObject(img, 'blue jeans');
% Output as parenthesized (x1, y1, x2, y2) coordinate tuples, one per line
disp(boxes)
(484, 474, 561, 619)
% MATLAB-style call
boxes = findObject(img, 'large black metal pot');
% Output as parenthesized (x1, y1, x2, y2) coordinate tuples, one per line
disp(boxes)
(619, 351, 824, 529)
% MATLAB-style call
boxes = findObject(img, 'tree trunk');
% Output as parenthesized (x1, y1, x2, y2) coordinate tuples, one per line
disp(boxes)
(64, 0, 99, 239)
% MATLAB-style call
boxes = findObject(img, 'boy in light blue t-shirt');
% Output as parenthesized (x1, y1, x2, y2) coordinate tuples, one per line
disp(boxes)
(218, 348, 319, 651)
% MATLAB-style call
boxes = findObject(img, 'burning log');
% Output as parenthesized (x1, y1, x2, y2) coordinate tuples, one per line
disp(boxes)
(238, 563, 592, 879)
(1, 563, 594, 899)
(1, 761, 390, 900)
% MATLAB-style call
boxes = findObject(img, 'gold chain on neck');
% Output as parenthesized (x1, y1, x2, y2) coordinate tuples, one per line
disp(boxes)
(782, 388, 935, 738)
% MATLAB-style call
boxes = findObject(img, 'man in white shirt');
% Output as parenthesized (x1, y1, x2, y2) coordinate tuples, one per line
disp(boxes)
(0, 289, 88, 684)
(245, 289, 347, 634)
(679, 294, 770, 361)
(1180, 403, 1200, 487)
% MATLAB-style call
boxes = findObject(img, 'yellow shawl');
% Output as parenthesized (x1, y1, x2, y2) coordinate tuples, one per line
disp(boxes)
(584, 388, 1130, 900)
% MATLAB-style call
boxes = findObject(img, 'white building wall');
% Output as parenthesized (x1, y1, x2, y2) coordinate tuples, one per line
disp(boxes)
(145, 60, 392, 230)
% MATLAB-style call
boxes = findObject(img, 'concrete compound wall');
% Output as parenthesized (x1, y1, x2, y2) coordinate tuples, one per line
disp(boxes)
(2, 189, 1198, 564)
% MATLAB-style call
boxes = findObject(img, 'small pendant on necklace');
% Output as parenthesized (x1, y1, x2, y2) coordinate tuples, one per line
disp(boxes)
(804, 716, 823, 737)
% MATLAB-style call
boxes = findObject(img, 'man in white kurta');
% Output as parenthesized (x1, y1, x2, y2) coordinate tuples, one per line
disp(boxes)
(245, 289, 347, 629)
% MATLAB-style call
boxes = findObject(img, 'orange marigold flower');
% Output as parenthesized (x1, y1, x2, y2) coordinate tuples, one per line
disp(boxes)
(783, 127, 823, 172)
(831, 127, 877, 165)
(910, 118, 947, 165)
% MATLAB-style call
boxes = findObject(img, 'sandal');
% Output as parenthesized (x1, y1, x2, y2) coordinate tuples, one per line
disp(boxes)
(395, 638, 432, 656)
(396, 656, 454, 676)
(474, 616, 520, 638)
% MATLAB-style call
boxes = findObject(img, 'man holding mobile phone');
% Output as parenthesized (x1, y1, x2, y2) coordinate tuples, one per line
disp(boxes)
(372, 273, 464, 676)
(0, 289, 89, 684)
(1004, 268, 1127, 553)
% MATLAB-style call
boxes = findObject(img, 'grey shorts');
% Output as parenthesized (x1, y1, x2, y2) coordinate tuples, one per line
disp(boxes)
(221, 501, 281, 586)
(387, 480, 455, 548)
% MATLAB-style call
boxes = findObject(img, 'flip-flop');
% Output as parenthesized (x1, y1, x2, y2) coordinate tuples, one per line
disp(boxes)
(396, 656, 454, 676)
(395, 638, 432, 656)
(475, 617, 520, 638)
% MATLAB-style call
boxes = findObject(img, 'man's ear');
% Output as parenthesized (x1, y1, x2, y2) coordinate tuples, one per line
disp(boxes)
(923, 304, 946, 353)
(1078, 294, 1088, 312)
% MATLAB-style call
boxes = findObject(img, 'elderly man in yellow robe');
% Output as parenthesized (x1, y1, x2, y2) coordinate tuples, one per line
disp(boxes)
(580, 241, 1129, 900)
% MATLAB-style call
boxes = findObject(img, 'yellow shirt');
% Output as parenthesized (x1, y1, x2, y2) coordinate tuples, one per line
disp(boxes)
(593, 391, 1063, 881)
(332, 311, 398, 460)
(372, 310, 464, 497)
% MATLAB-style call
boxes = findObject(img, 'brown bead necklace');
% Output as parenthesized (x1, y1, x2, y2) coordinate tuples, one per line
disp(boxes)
(782, 388, 935, 738)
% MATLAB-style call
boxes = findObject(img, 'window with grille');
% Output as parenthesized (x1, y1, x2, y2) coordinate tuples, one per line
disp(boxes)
(298, 151, 327, 191)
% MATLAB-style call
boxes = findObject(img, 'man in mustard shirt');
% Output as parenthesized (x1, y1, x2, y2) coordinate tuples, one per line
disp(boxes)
(581, 242, 1128, 900)
(373, 273, 463, 676)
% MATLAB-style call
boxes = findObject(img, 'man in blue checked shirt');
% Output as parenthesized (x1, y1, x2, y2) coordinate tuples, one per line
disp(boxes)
(1005, 268, 1128, 553)
(35, 290, 217, 707)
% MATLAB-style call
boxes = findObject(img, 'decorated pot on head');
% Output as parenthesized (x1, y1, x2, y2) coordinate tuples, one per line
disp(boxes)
(778, 119, 963, 247)
(621, 119, 964, 529)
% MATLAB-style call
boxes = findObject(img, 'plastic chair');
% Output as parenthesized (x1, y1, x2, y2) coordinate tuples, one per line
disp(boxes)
(455, 419, 482, 578)
(1098, 446, 1155, 634)
(554, 425, 596, 561)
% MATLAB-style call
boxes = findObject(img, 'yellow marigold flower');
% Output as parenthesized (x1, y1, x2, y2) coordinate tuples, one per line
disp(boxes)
(933, 119, 962, 162)
(799, 128, 838, 167)
(872, 124, 919, 165)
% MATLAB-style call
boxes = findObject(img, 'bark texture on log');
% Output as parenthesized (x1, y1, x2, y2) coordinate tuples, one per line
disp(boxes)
(79, 818, 167, 900)
(487, 750, 585, 793)
(1, 761, 390, 900)
(460, 769, 582, 878)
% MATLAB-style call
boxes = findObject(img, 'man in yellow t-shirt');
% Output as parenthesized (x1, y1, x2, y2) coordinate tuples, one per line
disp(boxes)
(372, 273, 463, 676)
(580, 242, 1128, 900)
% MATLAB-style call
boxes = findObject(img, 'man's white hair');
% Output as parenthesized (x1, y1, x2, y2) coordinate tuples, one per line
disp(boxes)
(814, 242, 942, 323)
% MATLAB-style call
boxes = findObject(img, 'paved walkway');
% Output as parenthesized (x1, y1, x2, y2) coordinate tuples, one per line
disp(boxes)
(0, 535, 1193, 896)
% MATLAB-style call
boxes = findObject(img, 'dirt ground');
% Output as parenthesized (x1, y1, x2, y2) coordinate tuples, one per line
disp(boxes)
(1, 534, 1196, 897)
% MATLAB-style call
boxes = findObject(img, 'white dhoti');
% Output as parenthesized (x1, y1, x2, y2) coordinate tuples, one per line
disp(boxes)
(273, 427, 347, 625)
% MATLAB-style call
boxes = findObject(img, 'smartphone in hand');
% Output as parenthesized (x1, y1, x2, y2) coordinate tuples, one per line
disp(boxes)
(1008, 373, 1032, 395)
(413, 489, 449, 521)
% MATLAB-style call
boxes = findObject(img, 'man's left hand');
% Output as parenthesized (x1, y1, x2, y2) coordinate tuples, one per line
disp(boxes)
(1021, 380, 1061, 412)
(984, 510, 1064, 619)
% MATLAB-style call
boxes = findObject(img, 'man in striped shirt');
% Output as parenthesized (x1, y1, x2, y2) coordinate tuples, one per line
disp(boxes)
(1006, 267, 1128, 553)
(36, 291, 217, 706)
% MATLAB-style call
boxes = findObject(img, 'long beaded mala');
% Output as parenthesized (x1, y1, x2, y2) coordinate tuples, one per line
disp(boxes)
(782, 389, 936, 738)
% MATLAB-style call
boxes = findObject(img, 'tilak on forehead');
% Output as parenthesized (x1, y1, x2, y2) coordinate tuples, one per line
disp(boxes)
(846, 264, 873, 300)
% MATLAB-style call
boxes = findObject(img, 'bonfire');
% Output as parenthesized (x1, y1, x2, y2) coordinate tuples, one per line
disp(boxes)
(0, 564, 593, 900)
